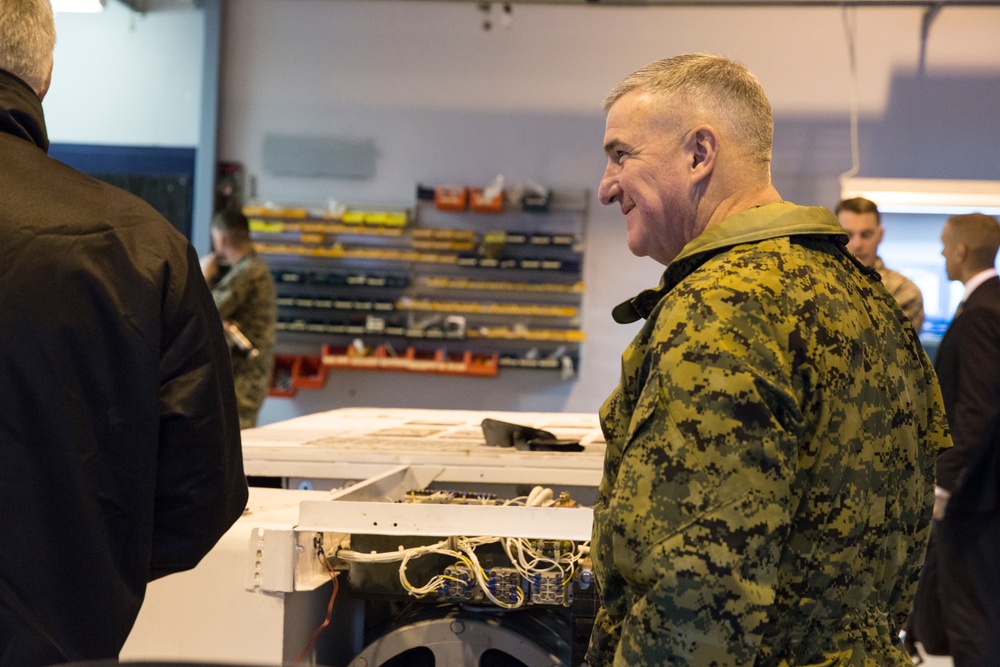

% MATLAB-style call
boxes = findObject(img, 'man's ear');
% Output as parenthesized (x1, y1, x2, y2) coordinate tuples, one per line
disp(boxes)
(688, 125, 718, 183)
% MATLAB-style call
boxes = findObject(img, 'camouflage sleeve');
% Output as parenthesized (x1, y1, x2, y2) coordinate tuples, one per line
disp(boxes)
(586, 558, 627, 666)
(881, 268, 924, 334)
(210, 262, 252, 322)
(606, 287, 800, 665)
(895, 280, 924, 334)
(587, 388, 629, 666)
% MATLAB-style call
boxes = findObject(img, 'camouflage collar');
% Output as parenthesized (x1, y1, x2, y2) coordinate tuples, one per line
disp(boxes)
(612, 202, 848, 324)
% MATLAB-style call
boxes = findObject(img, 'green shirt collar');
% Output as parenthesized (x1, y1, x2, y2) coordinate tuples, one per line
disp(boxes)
(612, 203, 848, 324)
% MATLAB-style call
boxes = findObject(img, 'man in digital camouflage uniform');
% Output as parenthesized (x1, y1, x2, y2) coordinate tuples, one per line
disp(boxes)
(586, 53, 950, 666)
(836, 196, 925, 333)
(201, 208, 277, 429)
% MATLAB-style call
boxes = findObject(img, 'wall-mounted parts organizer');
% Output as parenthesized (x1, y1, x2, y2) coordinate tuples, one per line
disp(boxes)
(248, 186, 588, 395)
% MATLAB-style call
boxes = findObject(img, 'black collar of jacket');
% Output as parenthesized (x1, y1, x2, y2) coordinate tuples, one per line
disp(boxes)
(611, 232, 856, 324)
(611, 250, 718, 324)
(0, 68, 49, 152)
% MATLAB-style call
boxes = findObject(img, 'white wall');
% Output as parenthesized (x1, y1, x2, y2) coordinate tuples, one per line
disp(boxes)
(42, 0, 1000, 422)
(217, 1, 1000, 423)
(47, 0, 219, 254)
(48, 1, 205, 146)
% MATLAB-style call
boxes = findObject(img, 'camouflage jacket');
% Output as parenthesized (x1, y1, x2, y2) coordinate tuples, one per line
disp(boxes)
(210, 250, 277, 428)
(587, 203, 950, 667)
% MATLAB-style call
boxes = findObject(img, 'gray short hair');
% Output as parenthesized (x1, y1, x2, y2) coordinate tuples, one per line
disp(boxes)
(0, 0, 56, 97)
(605, 53, 773, 166)
(947, 213, 1000, 269)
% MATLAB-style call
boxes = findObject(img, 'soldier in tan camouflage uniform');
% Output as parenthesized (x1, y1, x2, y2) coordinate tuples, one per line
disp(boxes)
(836, 196, 925, 333)
(587, 54, 951, 666)
(202, 208, 277, 429)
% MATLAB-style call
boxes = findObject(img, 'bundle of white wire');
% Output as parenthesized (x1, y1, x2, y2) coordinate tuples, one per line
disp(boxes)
(334, 487, 590, 609)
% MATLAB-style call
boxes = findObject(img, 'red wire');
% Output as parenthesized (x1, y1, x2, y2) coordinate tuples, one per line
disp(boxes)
(292, 551, 340, 665)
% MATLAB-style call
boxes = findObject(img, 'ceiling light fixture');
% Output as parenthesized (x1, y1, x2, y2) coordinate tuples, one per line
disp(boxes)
(51, 0, 106, 13)
(840, 177, 1000, 215)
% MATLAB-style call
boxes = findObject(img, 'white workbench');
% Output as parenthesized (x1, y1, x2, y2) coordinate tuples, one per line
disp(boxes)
(240, 407, 606, 497)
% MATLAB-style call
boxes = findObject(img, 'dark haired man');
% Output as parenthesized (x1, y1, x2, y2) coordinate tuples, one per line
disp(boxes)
(836, 196, 925, 332)
(201, 208, 277, 429)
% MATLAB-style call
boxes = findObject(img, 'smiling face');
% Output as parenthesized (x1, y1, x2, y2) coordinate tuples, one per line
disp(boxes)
(598, 90, 699, 266)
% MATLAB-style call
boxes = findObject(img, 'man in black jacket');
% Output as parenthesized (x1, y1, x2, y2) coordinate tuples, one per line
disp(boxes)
(909, 212, 1000, 665)
(0, 1, 248, 664)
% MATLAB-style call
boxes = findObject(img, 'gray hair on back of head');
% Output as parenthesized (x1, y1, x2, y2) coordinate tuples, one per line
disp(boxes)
(0, 0, 56, 98)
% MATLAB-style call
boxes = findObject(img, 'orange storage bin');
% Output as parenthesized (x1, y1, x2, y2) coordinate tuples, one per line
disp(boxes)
(434, 186, 468, 212)
(292, 355, 327, 389)
(470, 188, 503, 213)
(268, 355, 300, 397)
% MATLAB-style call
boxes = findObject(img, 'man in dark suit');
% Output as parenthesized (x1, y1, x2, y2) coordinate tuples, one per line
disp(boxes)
(910, 212, 1000, 665)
